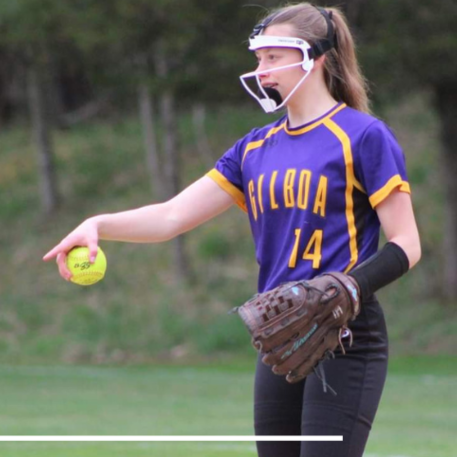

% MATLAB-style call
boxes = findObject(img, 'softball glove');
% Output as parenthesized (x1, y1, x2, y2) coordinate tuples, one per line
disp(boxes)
(234, 272, 360, 386)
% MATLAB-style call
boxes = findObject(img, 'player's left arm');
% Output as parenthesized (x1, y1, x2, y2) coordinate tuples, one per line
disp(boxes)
(348, 188, 421, 300)
(375, 188, 421, 268)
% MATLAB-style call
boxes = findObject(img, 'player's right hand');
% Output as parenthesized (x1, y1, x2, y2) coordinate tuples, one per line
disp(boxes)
(42, 219, 99, 281)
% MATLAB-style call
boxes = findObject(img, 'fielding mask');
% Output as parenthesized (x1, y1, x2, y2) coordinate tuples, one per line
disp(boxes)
(239, 35, 316, 113)
(239, 8, 337, 113)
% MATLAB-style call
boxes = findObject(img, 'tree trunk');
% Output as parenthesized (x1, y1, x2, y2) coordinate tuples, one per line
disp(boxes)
(27, 66, 59, 214)
(192, 103, 213, 169)
(160, 88, 191, 282)
(434, 83, 457, 302)
(155, 43, 191, 282)
(138, 82, 165, 200)
(159, 90, 180, 198)
(47, 68, 66, 130)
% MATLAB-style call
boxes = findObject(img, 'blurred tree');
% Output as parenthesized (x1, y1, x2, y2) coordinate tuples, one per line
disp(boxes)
(60, 0, 272, 282)
(352, 0, 457, 302)
(27, 65, 60, 214)
(0, 0, 266, 278)
(61, 0, 202, 281)
(0, 0, 76, 213)
(178, 0, 260, 166)
(0, 47, 18, 125)
(321, 0, 457, 301)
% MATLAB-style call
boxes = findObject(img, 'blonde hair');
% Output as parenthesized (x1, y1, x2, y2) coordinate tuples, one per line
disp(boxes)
(259, 3, 370, 113)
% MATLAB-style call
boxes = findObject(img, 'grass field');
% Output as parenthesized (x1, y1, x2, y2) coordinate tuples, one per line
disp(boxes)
(0, 356, 455, 457)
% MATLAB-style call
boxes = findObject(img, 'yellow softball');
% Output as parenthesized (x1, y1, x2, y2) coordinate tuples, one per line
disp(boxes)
(66, 246, 107, 286)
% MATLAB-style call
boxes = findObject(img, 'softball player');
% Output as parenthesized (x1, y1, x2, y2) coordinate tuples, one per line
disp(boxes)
(44, 3, 421, 456)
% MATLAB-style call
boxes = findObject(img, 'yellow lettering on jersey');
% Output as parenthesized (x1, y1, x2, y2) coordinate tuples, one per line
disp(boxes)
(270, 171, 279, 210)
(257, 174, 265, 214)
(283, 169, 296, 208)
(248, 179, 258, 221)
(297, 169, 311, 210)
(302, 229, 323, 269)
(288, 228, 301, 268)
(313, 175, 328, 217)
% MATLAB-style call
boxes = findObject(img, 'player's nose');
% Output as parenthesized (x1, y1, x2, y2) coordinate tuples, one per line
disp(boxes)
(256, 66, 270, 78)
(255, 59, 270, 76)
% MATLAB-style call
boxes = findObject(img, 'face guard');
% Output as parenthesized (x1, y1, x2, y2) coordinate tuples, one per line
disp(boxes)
(239, 7, 337, 113)
(239, 35, 316, 113)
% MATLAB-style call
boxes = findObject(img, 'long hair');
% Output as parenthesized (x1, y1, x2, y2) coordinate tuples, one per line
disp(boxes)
(259, 3, 370, 113)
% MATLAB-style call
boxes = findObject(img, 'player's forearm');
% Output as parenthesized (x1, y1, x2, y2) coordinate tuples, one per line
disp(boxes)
(91, 177, 236, 243)
(92, 202, 180, 243)
(389, 234, 421, 269)
(43, 177, 234, 261)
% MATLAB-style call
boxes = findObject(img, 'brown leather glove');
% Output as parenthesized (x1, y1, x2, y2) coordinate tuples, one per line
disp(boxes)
(235, 272, 360, 384)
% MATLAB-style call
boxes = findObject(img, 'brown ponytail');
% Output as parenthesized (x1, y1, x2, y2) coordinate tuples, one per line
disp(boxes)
(259, 3, 371, 113)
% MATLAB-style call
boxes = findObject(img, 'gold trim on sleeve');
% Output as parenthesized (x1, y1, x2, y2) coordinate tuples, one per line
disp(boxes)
(369, 175, 411, 208)
(206, 168, 247, 212)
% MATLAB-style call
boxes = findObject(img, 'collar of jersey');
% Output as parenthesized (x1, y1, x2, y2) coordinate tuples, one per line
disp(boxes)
(284, 102, 346, 135)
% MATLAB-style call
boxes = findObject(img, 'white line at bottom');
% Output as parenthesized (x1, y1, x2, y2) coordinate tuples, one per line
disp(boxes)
(0, 436, 343, 442)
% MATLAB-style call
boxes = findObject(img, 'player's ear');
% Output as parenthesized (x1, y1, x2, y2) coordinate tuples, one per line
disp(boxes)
(312, 54, 326, 70)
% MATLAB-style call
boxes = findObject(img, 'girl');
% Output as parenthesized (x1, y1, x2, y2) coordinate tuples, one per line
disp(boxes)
(44, 4, 421, 456)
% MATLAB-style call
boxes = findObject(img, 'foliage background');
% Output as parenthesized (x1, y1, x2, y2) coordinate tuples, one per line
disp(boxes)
(0, 0, 456, 364)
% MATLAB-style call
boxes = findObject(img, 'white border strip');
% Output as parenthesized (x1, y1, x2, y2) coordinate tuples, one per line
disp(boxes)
(0, 436, 342, 442)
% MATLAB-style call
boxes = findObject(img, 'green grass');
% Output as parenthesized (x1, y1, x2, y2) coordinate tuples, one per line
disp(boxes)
(0, 443, 258, 457)
(368, 356, 457, 457)
(0, 362, 254, 435)
(0, 356, 455, 457)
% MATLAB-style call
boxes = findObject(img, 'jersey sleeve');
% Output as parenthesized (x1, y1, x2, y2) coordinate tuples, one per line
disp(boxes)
(206, 134, 253, 212)
(354, 120, 411, 208)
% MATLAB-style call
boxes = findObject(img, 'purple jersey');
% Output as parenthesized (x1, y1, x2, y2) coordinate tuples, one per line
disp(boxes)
(207, 103, 410, 293)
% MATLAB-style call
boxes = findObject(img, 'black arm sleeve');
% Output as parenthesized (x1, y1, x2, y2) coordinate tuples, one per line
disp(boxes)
(348, 242, 410, 301)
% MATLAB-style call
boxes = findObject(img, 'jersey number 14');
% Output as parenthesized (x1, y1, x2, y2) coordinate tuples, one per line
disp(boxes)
(288, 229, 323, 269)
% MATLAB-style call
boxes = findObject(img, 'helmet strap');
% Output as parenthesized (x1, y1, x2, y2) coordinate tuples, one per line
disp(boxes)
(308, 7, 337, 59)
